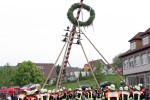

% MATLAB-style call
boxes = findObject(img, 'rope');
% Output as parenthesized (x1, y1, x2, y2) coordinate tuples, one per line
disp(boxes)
(82, 33, 125, 84)
(80, 42, 100, 88)
(42, 42, 67, 89)
(55, 37, 71, 90)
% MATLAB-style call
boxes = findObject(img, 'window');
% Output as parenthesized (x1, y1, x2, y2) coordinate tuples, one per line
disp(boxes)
(146, 75, 150, 89)
(130, 42, 136, 50)
(128, 77, 132, 86)
(123, 60, 128, 70)
(128, 77, 137, 86)
(141, 54, 147, 65)
(142, 36, 149, 45)
(135, 56, 140, 66)
(129, 58, 134, 68)
(139, 75, 144, 83)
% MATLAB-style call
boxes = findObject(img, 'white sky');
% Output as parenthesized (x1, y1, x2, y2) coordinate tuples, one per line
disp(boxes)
(1, 0, 150, 67)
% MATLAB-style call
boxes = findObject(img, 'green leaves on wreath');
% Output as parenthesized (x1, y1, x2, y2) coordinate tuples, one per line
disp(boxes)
(67, 3, 95, 27)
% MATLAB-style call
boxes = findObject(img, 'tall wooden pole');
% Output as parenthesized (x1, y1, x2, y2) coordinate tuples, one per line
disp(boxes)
(57, 0, 84, 88)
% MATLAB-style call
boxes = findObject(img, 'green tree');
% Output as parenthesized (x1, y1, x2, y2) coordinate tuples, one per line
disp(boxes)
(94, 61, 105, 84)
(79, 71, 82, 80)
(14, 61, 45, 86)
(0, 63, 15, 86)
(56, 64, 61, 76)
(112, 53, 123, 69)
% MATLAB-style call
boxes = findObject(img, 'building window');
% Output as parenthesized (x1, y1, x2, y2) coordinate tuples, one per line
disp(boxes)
(139, 75, 144, 83)
(141, 54, 147, 65)
(123, 60, 128, 70)
(128, 76, 137, 86)
(146, 75, 150, 89)
(130, 42, 136, 50)
(129, 58, 134, 68)
(142, 36, 149, 45)
(135, 56, 140, 66)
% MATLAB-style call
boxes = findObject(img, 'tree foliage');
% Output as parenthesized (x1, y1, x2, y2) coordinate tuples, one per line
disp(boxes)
(79, 71, 82, 80)
(56, 64, 61, 76)
(0, 63, 15, 86)
(14, 61, 45, 86)
(94, 61, 105, 84)
(112, 53, 123, 68)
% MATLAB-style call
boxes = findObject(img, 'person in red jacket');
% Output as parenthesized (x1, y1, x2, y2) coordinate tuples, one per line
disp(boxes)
(105, 84, 120, 100)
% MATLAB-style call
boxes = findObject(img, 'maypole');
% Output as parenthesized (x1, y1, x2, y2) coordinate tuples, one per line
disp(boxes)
(56, 0, 84, 89)
(56, 0, 95, 89)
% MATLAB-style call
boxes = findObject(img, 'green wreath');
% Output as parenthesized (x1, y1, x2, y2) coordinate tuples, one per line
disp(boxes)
(67, 3, 95, 27)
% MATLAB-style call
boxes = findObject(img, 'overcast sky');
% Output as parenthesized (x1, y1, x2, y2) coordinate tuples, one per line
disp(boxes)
(1, 0, 150, 67)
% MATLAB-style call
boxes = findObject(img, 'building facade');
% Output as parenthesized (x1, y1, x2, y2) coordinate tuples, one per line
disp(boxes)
(34, 63, 57, 85)
(83, 59, 114, 75)
(120, 28, 150, 89)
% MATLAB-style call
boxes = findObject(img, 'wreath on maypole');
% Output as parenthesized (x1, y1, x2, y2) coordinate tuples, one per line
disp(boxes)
(67, 3, 95, 27)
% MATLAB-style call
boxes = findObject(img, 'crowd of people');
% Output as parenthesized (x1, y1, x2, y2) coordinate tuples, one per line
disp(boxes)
(1, 83, 150, 100)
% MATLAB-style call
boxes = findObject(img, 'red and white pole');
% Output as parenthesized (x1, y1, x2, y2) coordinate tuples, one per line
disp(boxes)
(58, 0, 84, 88)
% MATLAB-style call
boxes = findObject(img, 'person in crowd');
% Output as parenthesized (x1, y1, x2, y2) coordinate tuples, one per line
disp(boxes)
(121, 86, 131, 100)
(138, 83, 146, 99)
(95, 88, 103, 100)
(105, 84, 120, 100)
(6, 93, 11, 100)
(11, 93, 18, 100)
(119, 87, 123, 100)
(131, 85, 142, 100)
(66, 88, 73, 100)
(17, 90, 27, 100)
(75, 88, 83, 100)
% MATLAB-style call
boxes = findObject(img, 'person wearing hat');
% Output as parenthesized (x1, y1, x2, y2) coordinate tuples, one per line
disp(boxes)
(29, 90, 37, 100)
(95, 88, 103, 100)
(75, 88, 83, 100)
(23, 91, 31, 100)
(131, 85, 143, 100)
(33, 89, 41, 100)
(49, 90, 55, 100)
(40, 88, 47, 100)
(105, 84, 120, 100)
(120, 86, 131, 100)
(58, 89, 64, 100)
(138, 83, 146, 100)
(17, 90, 27, 100)
(118, 87, 123, 100)
(88, 87, 94, 100)
(84, 88, 89, 100)
(66, 88, 73, 100)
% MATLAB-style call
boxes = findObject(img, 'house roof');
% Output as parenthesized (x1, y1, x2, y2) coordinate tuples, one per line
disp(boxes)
(120, 28, 150, 58)
(142, 28, 150, 35)
(85, 59, 106, 68)
(129, 28, 150, 42)
(120, 43, 150, 57)
(128, 32, 144, 42)
(66, 67, 81, 73)
(34, 63, 57, 79)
